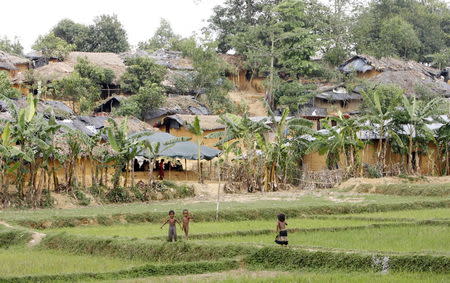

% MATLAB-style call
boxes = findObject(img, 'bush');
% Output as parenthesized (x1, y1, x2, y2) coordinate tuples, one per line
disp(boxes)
(39, 189, 54, 208)
(105, 187, 132, 203)
(0, 228, 32, 248)
(365, 164, 382, 178)
(73, 190, 90, 206)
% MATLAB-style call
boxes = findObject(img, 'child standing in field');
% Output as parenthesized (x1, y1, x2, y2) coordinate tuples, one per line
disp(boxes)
(275, 213, 288, 246)
(161, 210, 181, 242)
(182, 209, 193, 239)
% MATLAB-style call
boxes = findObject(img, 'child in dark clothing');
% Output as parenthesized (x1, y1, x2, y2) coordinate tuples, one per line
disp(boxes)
(275, 213, 288, 245)
(161, 210, 182, 242)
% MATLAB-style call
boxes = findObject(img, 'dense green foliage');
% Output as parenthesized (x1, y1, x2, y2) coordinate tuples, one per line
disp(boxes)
(52, 73, 99, 113)
(74, 57, 115, 86)
(0, 36, 23, 56)
(45, 15, 129, 53)
(0, 71, 20, 99)
(138, 18, 181, 51)
(32, 32, 75, 59)
(352, 0, 450, 61)
(120, 57, 166, 93)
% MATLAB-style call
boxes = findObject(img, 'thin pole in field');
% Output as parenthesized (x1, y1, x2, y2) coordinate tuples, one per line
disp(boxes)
(216, 165, 221, 221)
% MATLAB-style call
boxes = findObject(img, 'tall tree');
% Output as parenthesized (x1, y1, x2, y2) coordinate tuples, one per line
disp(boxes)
(88, 15, 129, 53)
(52, 19, 90, 51)
(138, 18, 180, 51)
(352, 0, 450, 61)
(32, 32, 75, 59)
(208, 0, 282, 53)
(0, 36, 23, 56)
(0, 71, 21, 99)
(232, 0, 318, 109)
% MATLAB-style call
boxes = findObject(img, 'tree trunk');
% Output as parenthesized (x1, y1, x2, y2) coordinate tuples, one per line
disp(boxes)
(408, 135, 414, 174)
(131, 160, 135, 188)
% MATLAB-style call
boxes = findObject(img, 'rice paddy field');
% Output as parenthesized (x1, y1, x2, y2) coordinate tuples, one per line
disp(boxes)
(0, 191, 449, 282)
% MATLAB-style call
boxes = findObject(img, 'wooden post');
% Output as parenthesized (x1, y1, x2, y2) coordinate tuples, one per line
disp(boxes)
(216, 165, 221, 221)
(209, 160, 212, 179)
(185, 159, 187, 181)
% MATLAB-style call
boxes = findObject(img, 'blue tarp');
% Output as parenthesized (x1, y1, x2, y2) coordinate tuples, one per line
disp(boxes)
(133, 131, 221, 160)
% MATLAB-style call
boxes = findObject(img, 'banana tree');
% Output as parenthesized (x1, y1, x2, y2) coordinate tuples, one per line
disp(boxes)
(0, 123, 29, 207)
(392, 96, 444, 174)
(187, 116, 204, 183)
(360, 85, 402, 171)
(311, 112, 366, 173)
(104, 118, 152, 188)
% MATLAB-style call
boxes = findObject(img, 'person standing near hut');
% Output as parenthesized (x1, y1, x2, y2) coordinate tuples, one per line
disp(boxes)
(158, 159, 165, 180)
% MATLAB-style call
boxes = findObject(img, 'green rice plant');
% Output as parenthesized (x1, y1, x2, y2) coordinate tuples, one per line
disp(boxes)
(351, 183, 450, 197)
(0, 247, 144, 277)
(0, 258, 238, 283)
(2, 194, 447, 226)
(13, 198, 450, 229)
(45, 218, 383, 239)
(0, 228, 31, 248)
(331, 208, 450, 221)
(40, 233, 253, 262)
(246, 247, 450, 273)
(203, 225, 450, 254)
(110, 270, 450, 283)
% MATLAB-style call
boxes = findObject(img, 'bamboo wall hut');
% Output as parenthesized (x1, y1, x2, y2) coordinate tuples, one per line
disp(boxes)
(312, 86, 363, 117)
(159, 114, 224, 148)
(143, 96, 210, 126)
(0, 50, 29, 77)
(302, 117, 449, 176)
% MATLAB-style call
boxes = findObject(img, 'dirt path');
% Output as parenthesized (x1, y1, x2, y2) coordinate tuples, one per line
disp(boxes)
(228, 90, 267, 116)
(0, 220, 46, 247)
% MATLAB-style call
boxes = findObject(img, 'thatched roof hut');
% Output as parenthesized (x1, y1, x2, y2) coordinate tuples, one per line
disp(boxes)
(120, 49, 201, 94)
(0, 51, 29, 71)
(162, 114, 224, 131)
(16, 52, 126, 84)
(120, 49, 193, 71)
(94, 95, 129, 113)
(370, 70, 450, 97)
(143, 96, 210, 123)
(339, 54, 440, 76)
(339, 54, 450, 97)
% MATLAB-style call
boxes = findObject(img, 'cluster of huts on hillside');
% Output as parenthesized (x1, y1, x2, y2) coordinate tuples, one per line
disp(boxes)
(1, 48, 450, 181)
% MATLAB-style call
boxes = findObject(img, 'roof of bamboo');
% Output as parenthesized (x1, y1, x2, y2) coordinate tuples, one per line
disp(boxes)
(0, 50, 29, 70)
(339, 54, 440, 76)
(164, 114, 225, 131)
(16, 52, 126, 84)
